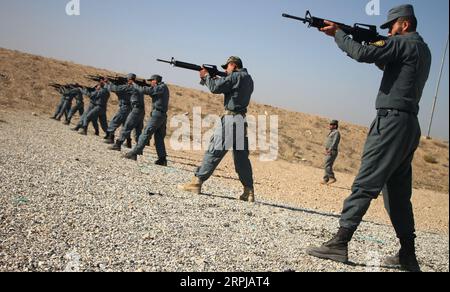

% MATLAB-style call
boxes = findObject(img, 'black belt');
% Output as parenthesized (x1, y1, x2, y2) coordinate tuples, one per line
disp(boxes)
(377, 109, 415, 116)
(224, 110, 246, 116)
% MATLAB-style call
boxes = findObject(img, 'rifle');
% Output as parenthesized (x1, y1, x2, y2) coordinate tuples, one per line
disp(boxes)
(86, 74, 148, 87)
(85, 74, 105, 83)
(157, 57, 227, 78)
(48, 83, 83, 93)
(282, 10, 387, 44)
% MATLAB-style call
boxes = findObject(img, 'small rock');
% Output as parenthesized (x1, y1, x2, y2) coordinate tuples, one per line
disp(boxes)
(142, 233, 153, 241)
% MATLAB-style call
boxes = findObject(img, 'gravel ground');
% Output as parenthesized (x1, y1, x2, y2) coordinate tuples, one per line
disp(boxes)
(0, 110, 448, 272)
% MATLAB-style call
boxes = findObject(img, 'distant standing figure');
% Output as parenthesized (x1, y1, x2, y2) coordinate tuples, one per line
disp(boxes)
(322, 120, 341, 185)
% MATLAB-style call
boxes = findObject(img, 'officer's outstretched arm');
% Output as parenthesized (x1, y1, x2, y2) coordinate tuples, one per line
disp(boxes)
(335, 30, 399, 64)
(105, 83, 126, 94)
(142, 85, 165, 97)
(204, 75, 233, 94)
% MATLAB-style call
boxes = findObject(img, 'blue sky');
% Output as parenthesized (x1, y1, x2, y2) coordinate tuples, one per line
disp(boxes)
(0, 0, 448, 139)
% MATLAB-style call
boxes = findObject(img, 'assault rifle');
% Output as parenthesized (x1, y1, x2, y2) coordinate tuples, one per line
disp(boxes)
(85, 74, 148, 87)
(282, 10, 387, 44)
(48, 83, 83, 93)
(157, 57, 227, 78)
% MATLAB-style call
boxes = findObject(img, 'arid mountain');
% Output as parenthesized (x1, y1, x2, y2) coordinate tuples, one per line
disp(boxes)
(0, 47, 448, 193)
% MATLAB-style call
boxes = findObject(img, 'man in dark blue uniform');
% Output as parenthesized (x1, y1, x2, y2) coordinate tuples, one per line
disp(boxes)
(306, 5, 432, 272)
(124, 75, 170, 165)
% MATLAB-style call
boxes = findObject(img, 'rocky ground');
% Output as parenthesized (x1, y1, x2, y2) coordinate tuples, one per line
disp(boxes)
(0, 110, 448, 272)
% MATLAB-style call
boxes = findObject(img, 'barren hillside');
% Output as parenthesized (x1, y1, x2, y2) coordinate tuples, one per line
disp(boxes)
(0, 47, 448, 193)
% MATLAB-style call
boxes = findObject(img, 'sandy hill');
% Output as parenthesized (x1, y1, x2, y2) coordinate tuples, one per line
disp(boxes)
(0, 47, 448, 194)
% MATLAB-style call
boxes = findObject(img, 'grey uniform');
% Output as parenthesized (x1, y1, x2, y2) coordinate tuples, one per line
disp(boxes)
(67, 88, 84, 122)
(324, 129, 341, 181)
(335, 30, 432, 239)
(80, 88, 110, 133)
(108, 83, 146, 144)
(106, 88, 132, 135)
(195, 69, 254, 189)
(56, 88, 79, 120)
(52, 88, 72, 119)
(131, 83, 170, 159)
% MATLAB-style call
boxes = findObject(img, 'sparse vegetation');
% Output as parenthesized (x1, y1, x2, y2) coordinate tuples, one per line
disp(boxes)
(424, 154, 438, 164)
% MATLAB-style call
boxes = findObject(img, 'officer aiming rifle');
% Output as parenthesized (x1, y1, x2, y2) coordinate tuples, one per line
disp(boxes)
(86, 74, 148, 87)
(282, 10, 387, 44)
(157, 58, 227, 84)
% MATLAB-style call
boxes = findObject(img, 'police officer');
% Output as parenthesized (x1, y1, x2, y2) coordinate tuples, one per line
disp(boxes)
(103, 77, 134, 149)
(72, 82, 109, 136)
(72, 85, 99, 134)
(124, 75, 169, 165)
(51, 86, 73, 121)
(322, 120, 341, 185)
(107, 74, 145, 152)
(80, 82, 109, 136)
(54, 87, 78, 122)
(306, 5, 432, 272)
(64, 87, 84, 125)
(178, 56, 255, 203)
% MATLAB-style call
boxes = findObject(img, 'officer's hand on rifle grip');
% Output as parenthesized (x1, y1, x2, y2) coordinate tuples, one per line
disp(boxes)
(321, 20, 339, 37)
(199, 67, 209, 79)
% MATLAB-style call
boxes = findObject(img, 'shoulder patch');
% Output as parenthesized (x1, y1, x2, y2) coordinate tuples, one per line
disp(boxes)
(370, 40, 387, 47)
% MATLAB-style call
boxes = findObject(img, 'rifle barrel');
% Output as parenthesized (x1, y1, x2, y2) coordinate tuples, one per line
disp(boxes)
(282, 13, 308, 23)
(157, 59, 173, 65)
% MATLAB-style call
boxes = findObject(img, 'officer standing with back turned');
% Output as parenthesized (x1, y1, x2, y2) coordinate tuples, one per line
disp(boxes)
(306, 5, 432, 272)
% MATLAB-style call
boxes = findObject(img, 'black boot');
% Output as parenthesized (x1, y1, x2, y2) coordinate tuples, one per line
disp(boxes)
(79, 127, 88, 136)
(71, 125, 81, 132)
(63, 120, 71, 125)
(94, 129, 100, 136)
(103, 132, 110, 140)
(155, 158, 168, 167)
(383, 236, 421, 272)
(126, 138, 133, 149)
(306, 227, 354, 263)
(124, 152, 138, 161)
(104, 134, 115, 145)
(109, 140, 122, 151)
